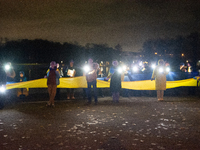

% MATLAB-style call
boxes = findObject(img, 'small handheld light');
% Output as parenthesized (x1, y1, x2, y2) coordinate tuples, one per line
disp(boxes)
(151, 64, 156, 69)
(83, 65, 90, 73)
(117, 67, 123, 73)
(139, 61, 143, 66)
(159, 67, 164, 73)
(132, 66, 138, 72)
(5, 64, 11, 71)
(122, 65, 127, 71)
(166, 67, 170, 72)
(0, 85, 6, 93)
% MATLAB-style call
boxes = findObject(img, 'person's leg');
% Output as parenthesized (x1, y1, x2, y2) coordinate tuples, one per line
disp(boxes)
(83, 88, 87, 99)
(50, 85, 57, 106)
(112, 92, 115, 101)
(67, 88, 70, 99)
(116, 92, 120, 102)
(160, 90, 164, 100)
(87, 82, 92, 103)
(71, 88, 75, 99)
(157, 90, 161, 101)
(112, 92, 116, 102)
(23, 88, 29, 97)
(93, 81, 98, 104)
(17, 89, 21, 97)
(47, 85, 52, 105)
(98, 88, 104, 97)
(56, 88, 60, 100)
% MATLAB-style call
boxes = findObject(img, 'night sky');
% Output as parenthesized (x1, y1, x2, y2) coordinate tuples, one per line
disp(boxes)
(0, 0, 199, 52)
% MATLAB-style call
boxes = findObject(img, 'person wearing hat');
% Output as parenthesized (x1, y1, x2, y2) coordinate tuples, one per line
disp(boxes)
(46, 61, 60, 107)
(151, 59, 169, 101)
(110, 60, 124, 103)
(84, 58, 99, 105)
(0, 64, 7, 109)
(5, 62, 16, 82)
(17, 71, 29, 98)
(65, 60, 76, 99)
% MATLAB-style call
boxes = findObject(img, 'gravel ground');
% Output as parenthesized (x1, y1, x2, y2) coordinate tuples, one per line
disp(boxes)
(1, 95, 200, 150)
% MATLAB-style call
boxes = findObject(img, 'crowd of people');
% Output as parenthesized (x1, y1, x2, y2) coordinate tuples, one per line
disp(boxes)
(0, 59, 171, 108)
(44, 58, 169, 107)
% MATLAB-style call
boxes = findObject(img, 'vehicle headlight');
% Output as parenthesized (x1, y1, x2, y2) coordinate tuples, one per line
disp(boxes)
(0, 85, 6, 93)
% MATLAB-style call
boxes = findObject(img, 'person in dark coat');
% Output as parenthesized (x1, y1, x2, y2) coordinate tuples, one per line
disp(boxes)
(84, 58, 98, 105)
(65, 60, 76, 99)
(0, 65, 7, 109)
(5, 62, 16, 82)
(46, 61, 60, 107)
(110, 60, 124, 103)
(17, 71, 29, 98)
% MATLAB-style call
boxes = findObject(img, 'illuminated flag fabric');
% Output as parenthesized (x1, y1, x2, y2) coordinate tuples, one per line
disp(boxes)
(6, 77, 198, 90)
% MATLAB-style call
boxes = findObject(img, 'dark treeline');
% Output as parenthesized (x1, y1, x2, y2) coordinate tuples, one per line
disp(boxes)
(0, 39, 121, 65)
(0, 32, 199, 69)
(142, 32, 200, 70)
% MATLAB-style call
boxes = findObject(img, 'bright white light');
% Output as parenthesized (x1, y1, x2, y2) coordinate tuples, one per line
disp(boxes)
(83, 65, 90, 73)
(118, 67, 123, 73)
(166, 67, 170, 72)
(5, 64, 10, 71)
(151, 64, 156, 69)
(159, 68, 164, 73)
(123, 65, 127, 71)
(0, 86, 6, 93)
(139, 62, 143, 66)
(132, 66, 138, 72)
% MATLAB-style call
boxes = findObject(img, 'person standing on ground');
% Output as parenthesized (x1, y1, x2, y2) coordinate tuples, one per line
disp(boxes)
(97, 66, 104, 97)
(0, 64, 7, 109)
(151, 59, 169, 101)
(17, 71, 29, 98)
(55, 63, 62, 100)
(110, 60, 124, 103)
(5, 62, 16, 82)
(84, 58, 98, 105)
(65, 60, 76, 99)
(46, 61, 60, 107)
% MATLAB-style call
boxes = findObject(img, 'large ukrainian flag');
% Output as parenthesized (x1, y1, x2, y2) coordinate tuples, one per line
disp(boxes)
(6, 76, 199, 90)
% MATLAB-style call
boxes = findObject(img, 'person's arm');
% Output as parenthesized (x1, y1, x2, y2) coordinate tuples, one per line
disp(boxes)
(47, 71, 49, 77)
(1, 71, 7, 85)
(151, 68, 156, 81)
(56, 71, 60, 79)
(73, 70, 76, 77)
(121, 73, 124, 81)
(23, 77, 27, 82)
(9, 69, 16, 79)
